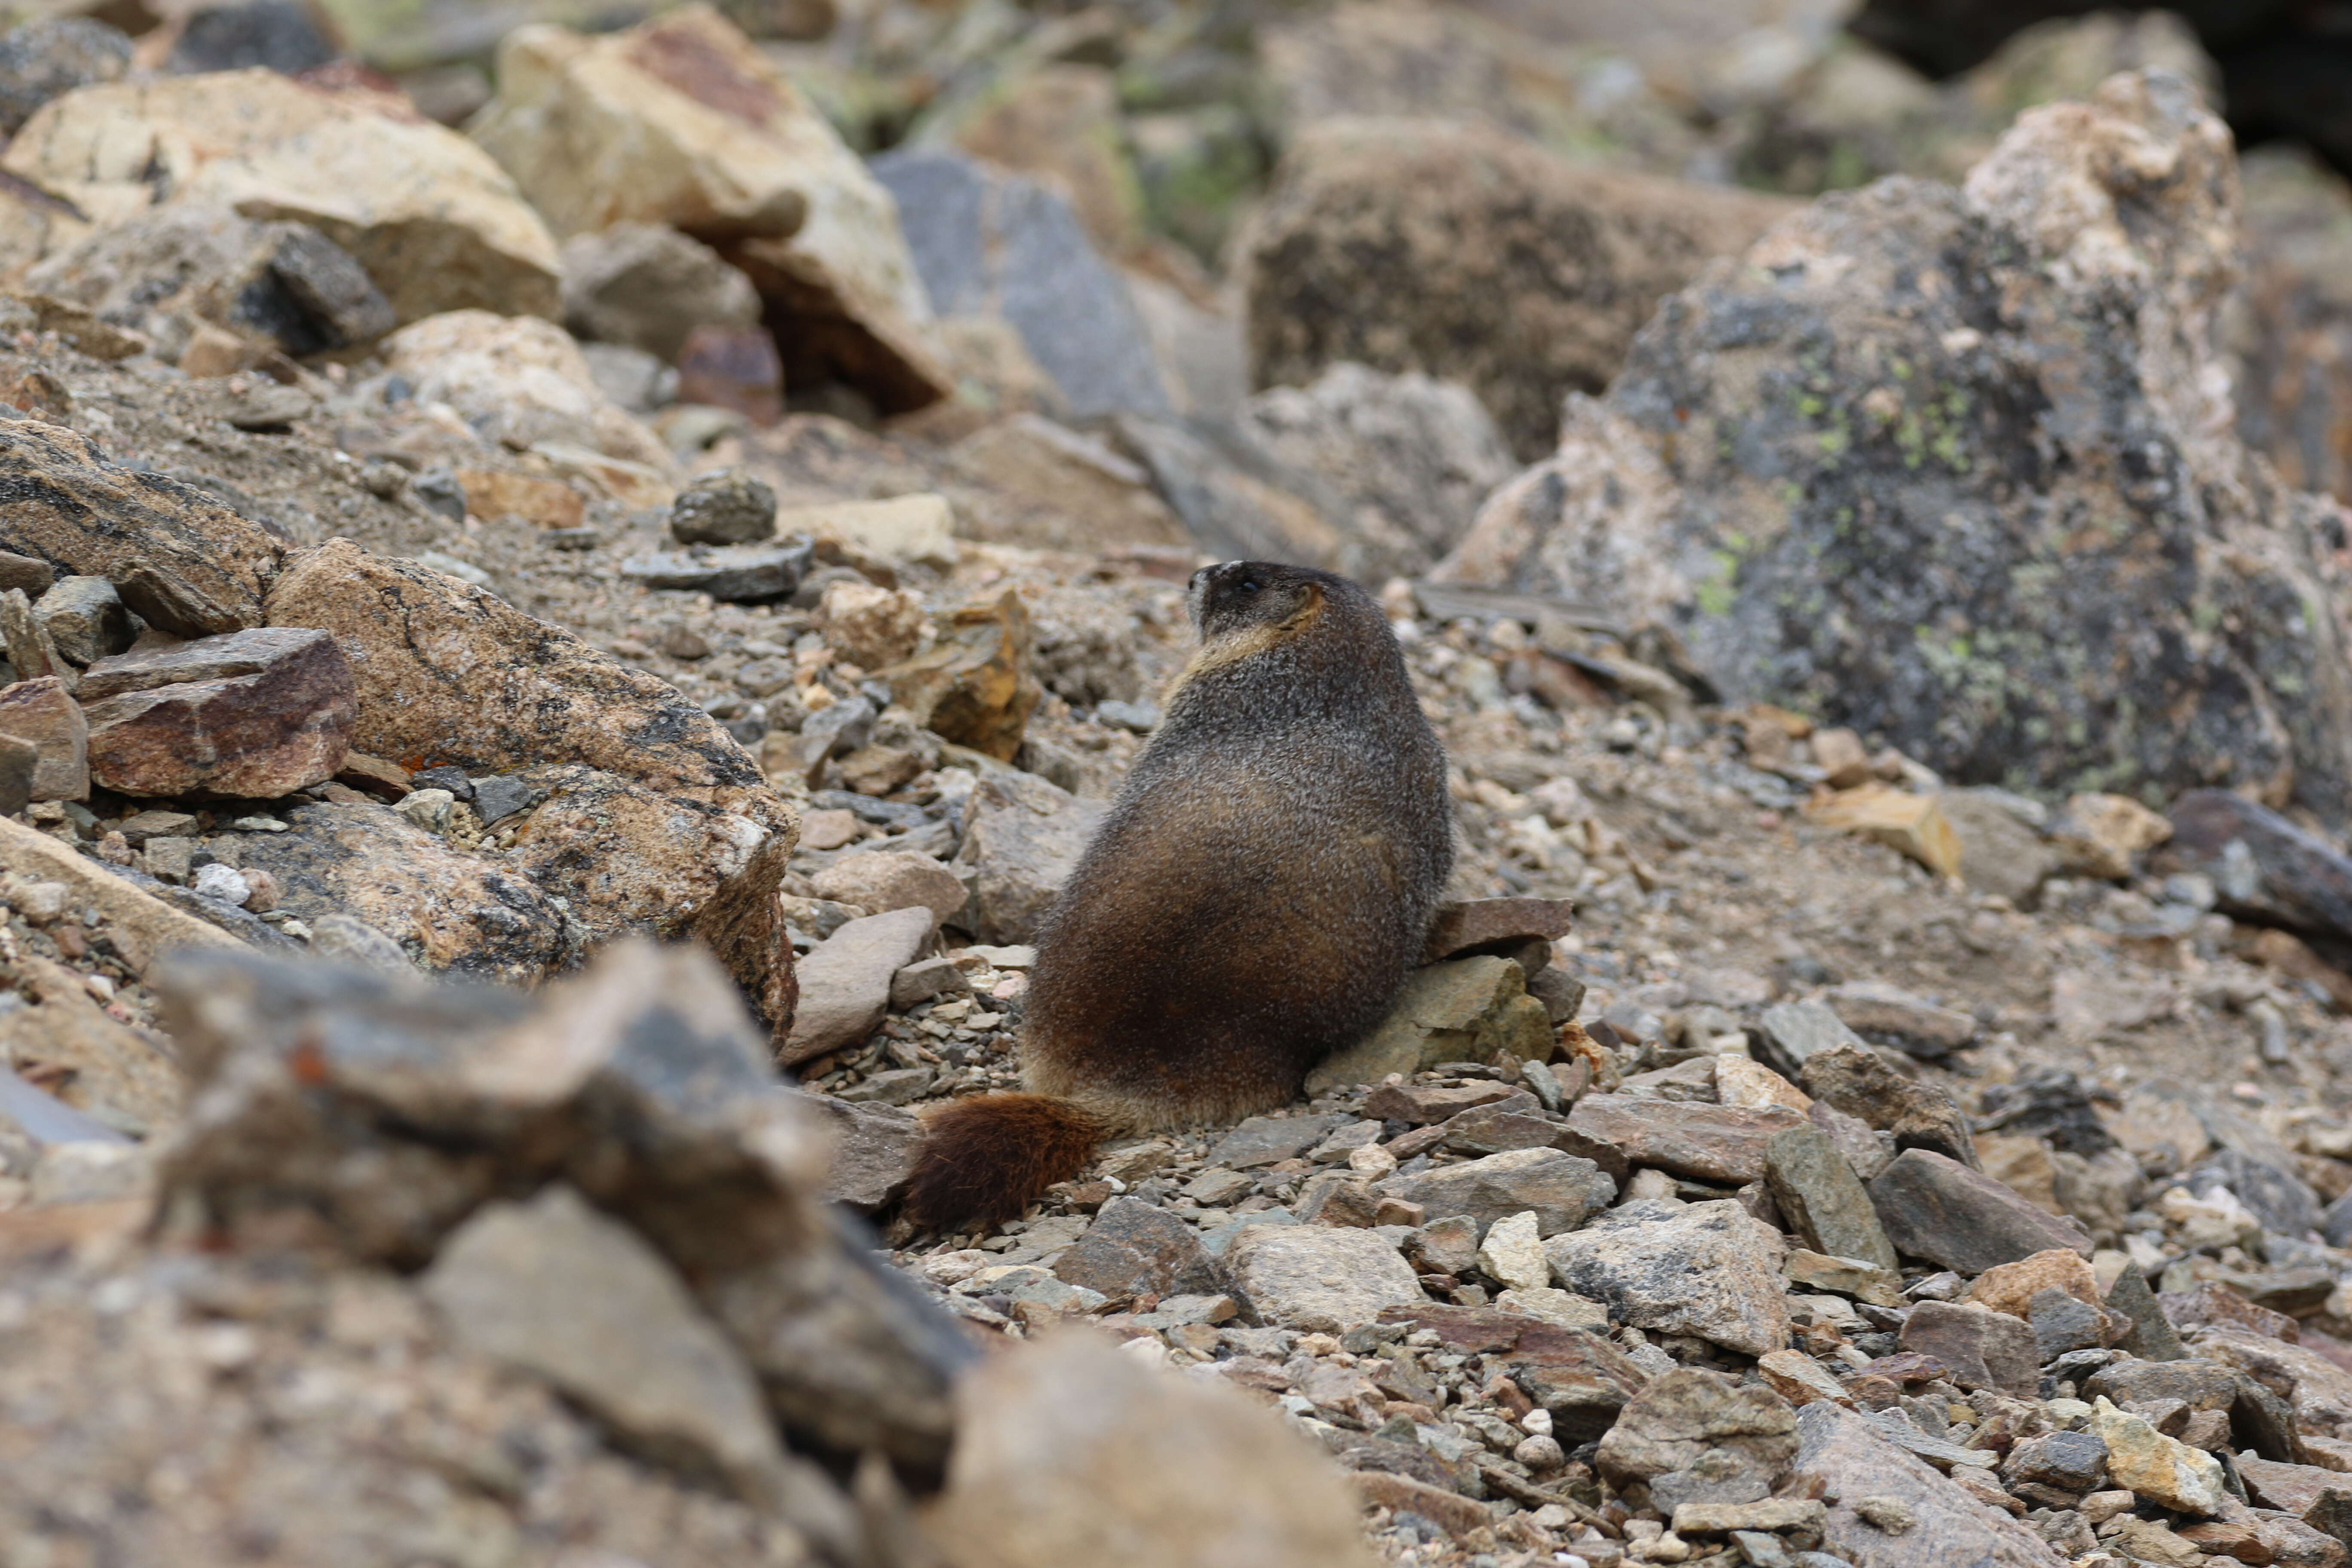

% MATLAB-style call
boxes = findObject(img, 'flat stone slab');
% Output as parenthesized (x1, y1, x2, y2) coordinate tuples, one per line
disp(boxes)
(619, 542, 812, 602)
(1420, 896, 1575, 962)
(779, 905, 934, 1066)
(1225, 1224, 1421, 1333)
(1207, 1112, 1350, 1170)
(1566, 1095, 1807, 1185)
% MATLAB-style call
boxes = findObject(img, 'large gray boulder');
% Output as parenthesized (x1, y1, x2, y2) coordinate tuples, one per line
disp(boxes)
(872, 149, 1170, 422)
(1437, 71, 2352, 827)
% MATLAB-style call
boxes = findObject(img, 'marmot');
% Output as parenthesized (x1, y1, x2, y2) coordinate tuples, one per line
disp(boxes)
(903, 560, 1453, 1233)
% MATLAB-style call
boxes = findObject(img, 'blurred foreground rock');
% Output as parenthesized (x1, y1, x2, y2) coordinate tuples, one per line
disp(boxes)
(0, 938, 1399, 1568)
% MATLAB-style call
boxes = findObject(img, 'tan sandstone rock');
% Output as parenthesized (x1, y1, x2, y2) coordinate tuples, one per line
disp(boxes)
(3, 69, 559, 324)
(265, 541, 799, 1033)
(383, 312, 675, 475)
(468, 4, 948, 414)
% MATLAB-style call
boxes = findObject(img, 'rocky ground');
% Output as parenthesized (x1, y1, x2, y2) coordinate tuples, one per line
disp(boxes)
(9, 2, 2352, 1567)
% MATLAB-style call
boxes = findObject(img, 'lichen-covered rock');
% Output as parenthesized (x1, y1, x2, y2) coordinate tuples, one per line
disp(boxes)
(218, 802, 574, 986)
(1239, 116, 1793, 459)
(265, 541, 798, 1031)
(1438, 71, 2352, 826)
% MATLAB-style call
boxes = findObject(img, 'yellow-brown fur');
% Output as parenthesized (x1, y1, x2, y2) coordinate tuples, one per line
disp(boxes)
(902, 562, 1452, 1234)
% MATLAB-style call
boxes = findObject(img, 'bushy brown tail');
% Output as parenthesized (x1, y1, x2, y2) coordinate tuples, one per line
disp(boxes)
(902, 1093, 1109, 1233)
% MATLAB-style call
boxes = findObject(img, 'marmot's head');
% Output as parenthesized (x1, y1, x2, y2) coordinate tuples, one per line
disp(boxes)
(1186, 560, 1352, 643)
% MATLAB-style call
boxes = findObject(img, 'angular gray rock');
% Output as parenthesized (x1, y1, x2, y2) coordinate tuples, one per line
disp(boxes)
(1546, 1199, 1790, 1357)
(0, 676, 87, 802)
(779, 906, 935, 1066)
(2104, 1264, 2189, 1362)
(1868, 1149, 2094, 1275)
(1110, 412, 1348, 572)
(1208, 1113, 1352, 1170)
(153, 938, 972, 1476)
(1225, 1224, 1421, 1333)
(1939, 789, 2060, 904)
(874, 150, 1170, 421)
(1052, 1196, 1230, 1301)
(81, 627, 356, 799)
(2168, 787, 2352, 947)
(0, 420, 282, 636)
(805, 1096, 922, 1215)
(422, 1185, 820, 1517)
(0, 17, 131, 137)
(1240, 361, 1518, 578)
(31, 575, 131, 667)
(26, 205, 395, 360)
(1565, 1096, 1807, 1186)
(0, 731, 31, 815)
(808, 850, 968, 928)
(561, 222, 763, 364)
(668, 467, 778, 547)
(1752, 1001, 1870, 1081)
(1374, 1147, 1615, 1239)
(2185, 1145, 2322, 1239)
(951, 769, 1109, 945)
(619, 544, 812, 603)
(2003, 1429, 2111, 1493)
(1764, 1123, 1898, 1270)
(1436, 73, 2352, 827)
(938, 1332, 1375, 1568)
(1823, 982, 1976, 1059)
(1801, 1044, 1980, 1170)
(217, 801, 573, 986)
(1595, 1367, 1798, 1499)
(1898, 1300, 2041, 1396)
(1308, 955, 1553, 1091)
(1789, 1403, 2071, 1568)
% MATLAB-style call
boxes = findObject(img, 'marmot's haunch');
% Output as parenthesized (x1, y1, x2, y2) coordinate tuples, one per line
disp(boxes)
(902, 561, 1453, 1233)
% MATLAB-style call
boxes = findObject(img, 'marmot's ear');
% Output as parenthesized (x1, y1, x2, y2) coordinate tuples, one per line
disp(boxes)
(1280, 580, 1325, 629)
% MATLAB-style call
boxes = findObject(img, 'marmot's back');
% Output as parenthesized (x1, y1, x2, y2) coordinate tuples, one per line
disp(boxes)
(1026, 562, 1451, 1123)
(903, 561, 1452, 1231)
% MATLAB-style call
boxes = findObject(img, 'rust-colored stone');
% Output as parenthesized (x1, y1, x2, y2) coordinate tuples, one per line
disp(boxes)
(82, 628, 355, 799)
(0, 675, 87, 800)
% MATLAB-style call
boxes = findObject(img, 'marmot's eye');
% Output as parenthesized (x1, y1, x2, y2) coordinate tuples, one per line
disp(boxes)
(1237, 576, 1261, 594)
